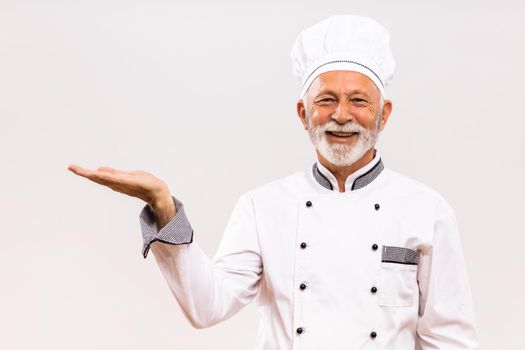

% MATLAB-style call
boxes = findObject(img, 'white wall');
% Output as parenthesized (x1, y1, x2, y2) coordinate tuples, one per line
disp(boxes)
(0, 0, 523, 348)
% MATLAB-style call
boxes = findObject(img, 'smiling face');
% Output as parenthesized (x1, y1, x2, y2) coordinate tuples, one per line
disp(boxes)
(297, 70, 392, 167)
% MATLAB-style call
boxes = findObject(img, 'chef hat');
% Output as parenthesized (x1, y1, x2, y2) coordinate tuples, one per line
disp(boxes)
(291, 15, 395, 99)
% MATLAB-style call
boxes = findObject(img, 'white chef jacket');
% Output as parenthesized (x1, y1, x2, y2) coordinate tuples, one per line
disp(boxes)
(139, 149, 479, 349)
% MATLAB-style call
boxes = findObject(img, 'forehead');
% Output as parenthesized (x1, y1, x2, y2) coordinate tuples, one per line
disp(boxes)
(308, 70, 379, 97)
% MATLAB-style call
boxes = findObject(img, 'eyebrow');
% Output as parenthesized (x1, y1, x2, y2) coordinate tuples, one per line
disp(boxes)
(315, 89, 372, 99)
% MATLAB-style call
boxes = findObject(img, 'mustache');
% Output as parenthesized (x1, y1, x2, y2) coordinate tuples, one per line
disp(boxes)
(317, 121, 366, 133)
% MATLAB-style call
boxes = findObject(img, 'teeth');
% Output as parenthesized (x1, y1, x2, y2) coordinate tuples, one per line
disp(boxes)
(330, 131, 355, 137)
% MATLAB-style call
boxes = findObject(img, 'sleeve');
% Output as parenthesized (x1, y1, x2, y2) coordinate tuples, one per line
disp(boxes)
(415, 199, 479, 349)
(139, 195, 194, 259)
(139, 193, 263, 329)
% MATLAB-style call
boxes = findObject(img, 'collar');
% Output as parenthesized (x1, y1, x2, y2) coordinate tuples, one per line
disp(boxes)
(312, 149, 384, 192)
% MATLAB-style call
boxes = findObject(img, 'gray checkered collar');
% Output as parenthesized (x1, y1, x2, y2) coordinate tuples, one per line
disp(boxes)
(312, 148, 384, 192)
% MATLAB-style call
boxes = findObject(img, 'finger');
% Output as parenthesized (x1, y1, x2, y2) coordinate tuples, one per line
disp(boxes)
(85, 175, 113, 187)
(69, 164, 120, 185)
(97, 166, 135, 175)
(68, 164, 94, 177)
(97, 166, 118, 174)
(89, 170, 123, 185)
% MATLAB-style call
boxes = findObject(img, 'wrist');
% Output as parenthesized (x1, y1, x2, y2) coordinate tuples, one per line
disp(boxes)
(148, 183, 168, 204)
(149, 190, 172, 211)
(149, 191, 177, 232)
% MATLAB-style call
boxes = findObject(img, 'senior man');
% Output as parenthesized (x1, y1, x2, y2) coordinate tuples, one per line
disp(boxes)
(68, 15, 479, 349)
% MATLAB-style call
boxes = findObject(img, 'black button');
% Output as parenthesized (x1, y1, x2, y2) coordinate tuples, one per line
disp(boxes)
(370, 331, 377, 338)
(371, 286, 377, 293)
(300, 283, 307, 290)
(296, 327, 304, 334)
(300, 242, 307, 249)
(372, 243, 378, 251)
(374, 203, 380, 210)
(306, 201, 312, 207)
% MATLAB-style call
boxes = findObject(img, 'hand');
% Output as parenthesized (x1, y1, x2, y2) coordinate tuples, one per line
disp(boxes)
(67, 164, 170, 207)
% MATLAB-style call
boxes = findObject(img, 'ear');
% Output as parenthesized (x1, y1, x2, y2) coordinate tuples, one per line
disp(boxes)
(379, 100, 393, 131)
(296, 99, 308, 130)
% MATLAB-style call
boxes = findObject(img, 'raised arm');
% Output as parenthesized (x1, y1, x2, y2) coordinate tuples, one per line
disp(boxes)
(67, 164, 262, 328)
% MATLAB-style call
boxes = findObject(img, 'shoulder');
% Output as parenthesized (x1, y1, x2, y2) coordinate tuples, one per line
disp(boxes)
(381, 167, 454, 211)
(241, 168, 310, 202)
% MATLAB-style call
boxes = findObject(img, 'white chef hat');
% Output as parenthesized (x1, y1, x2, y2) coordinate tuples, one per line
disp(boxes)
(291, 15, 395, 99)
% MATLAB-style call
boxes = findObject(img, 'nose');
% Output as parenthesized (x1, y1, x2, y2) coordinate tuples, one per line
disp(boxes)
(331, 102, 353, 124)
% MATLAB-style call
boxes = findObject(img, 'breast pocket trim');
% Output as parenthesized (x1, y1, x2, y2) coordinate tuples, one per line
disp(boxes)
(381, 245, 420, 265)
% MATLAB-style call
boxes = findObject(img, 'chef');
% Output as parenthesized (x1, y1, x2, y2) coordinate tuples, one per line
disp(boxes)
(68, 14, 479, 350)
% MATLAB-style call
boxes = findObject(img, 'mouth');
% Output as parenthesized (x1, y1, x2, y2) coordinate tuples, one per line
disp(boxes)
(325, 131, 359, 140)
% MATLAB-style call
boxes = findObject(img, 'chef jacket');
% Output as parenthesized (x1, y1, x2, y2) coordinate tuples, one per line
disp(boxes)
(139, 149, 479, 349)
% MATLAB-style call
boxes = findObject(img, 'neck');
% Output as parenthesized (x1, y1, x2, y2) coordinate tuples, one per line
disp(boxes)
(316, 148, 376, 193)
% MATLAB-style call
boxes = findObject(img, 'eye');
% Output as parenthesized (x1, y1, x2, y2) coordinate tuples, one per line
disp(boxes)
(352, 98, 367, 103)
(316, 97, 336, 105)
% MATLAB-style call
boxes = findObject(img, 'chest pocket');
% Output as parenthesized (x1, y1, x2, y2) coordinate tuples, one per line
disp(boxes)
(378, 246, 419, 307)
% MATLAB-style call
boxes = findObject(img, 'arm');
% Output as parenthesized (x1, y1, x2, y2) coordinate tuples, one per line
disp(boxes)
(139, 193, 263, 329)
(415, 199, 479, 349)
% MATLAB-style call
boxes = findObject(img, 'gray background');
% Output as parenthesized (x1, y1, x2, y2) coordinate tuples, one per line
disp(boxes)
(1, 0, 523, 348)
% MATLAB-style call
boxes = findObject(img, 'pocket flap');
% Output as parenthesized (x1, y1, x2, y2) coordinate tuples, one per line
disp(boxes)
(381, 246, 419, 265)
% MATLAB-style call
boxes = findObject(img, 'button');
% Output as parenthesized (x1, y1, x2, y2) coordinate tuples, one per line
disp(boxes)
(374, 203, 380, 210)
(370, 331, 377, 339)
(371, 286, 377, 293)
(300, 283, 307, 290)
(372, 243, 378, 251)
(300, 242, 307, 249)
(296, 327, 304, 334)
(306, 201, 312, 207)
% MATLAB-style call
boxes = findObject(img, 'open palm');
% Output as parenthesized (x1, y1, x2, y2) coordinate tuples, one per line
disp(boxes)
(67, 164, 168, 205)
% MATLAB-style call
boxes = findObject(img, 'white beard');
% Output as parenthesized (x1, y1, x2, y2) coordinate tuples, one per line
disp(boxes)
(307, 117, 381, 167)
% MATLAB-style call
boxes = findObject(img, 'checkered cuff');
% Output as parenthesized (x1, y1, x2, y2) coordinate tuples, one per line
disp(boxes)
(139, 195, 194, 259)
